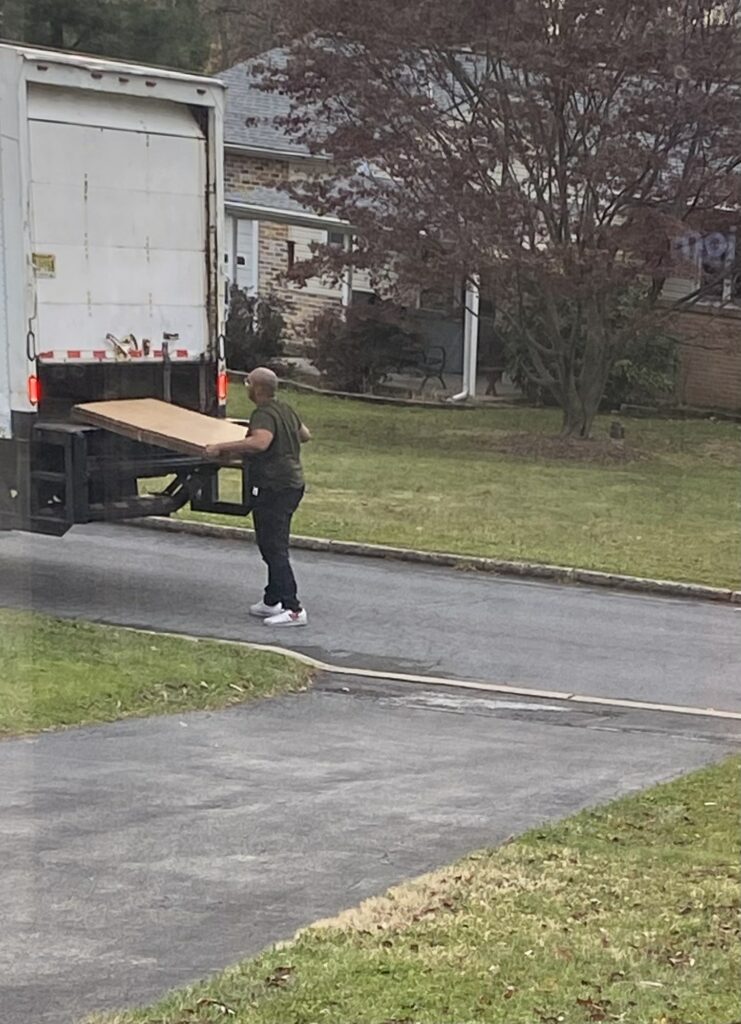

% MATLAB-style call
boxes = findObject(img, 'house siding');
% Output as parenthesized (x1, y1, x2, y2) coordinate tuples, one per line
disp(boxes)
(225, 152, 291, 192)
(225, 151, 343, 343)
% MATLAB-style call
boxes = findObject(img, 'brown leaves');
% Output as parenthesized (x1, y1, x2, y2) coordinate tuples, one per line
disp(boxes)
(666, 950, 696, 969)
(194, 998, 236, 1016)
(156, 997, 237, 1022)
(409, 896, 458, 923)
(576, 995, 613, 1021)
(535, 1011, 566, 1024)
(264, 964, 296, 988)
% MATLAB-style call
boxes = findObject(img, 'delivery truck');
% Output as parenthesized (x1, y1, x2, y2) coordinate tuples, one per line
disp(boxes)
(0, 42, 251, 536)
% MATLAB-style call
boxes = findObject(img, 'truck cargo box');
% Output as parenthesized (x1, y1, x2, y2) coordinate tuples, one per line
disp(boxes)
(0, 43, 248, 534)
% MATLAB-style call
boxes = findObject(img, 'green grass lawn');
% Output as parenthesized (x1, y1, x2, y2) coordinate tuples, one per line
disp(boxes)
(0, 610, 312, 736)
(84, 756, 740, 1024)
(179, 391, 741, 589)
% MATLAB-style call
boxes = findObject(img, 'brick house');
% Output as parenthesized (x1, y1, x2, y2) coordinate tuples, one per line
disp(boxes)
(219, 52, 741, 412)
(217, 51, 501, 399)
(218, 52, 370, 346)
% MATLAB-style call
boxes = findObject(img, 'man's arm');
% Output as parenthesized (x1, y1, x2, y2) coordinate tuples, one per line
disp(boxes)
(298, 422, 311, 443)
(203, 428, 273, 461)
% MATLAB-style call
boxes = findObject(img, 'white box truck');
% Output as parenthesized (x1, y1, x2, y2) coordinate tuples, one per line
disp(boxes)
(0, 42, 250, 535)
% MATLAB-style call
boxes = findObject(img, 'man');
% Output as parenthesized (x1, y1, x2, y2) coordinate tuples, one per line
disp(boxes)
(204, 367, 310, 626)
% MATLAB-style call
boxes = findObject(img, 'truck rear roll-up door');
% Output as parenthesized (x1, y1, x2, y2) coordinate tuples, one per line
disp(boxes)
(27, 84, 209, 356)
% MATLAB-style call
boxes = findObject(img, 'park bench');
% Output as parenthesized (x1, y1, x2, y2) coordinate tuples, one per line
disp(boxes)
(395, 341, 447, 391)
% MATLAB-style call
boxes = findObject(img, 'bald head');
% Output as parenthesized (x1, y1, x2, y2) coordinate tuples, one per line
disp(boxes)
(247, 366, 278, 404)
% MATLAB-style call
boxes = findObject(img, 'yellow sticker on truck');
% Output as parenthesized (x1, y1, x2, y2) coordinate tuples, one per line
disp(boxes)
(32, 253, 56, 278)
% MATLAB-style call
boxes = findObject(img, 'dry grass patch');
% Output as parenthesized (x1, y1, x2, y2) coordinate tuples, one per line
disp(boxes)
(490, 433, 648, 462)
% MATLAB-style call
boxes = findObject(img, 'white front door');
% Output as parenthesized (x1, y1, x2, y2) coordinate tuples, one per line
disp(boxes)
(225, 215, 258, 297)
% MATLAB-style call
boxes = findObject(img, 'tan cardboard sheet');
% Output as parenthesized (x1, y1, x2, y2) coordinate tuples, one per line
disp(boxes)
(73, 399, 247, 457)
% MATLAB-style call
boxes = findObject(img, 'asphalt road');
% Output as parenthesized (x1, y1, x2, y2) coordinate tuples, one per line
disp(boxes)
(0, 523, 739, 1022)
(0, 522, 739, 710)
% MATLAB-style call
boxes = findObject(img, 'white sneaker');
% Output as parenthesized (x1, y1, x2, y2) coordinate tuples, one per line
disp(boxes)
(249, 600, 283, 619)
(264, 608, 308, 627)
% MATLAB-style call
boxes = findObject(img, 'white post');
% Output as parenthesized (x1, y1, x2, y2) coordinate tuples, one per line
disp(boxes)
(466, 273, 480, 397)
(451, 273, 480, 402)
(341, 232, 354, 315)
(252, 219, 260, 295)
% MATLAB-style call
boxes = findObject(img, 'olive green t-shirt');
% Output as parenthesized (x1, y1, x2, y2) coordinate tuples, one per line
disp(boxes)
(249, 399, 305, 490)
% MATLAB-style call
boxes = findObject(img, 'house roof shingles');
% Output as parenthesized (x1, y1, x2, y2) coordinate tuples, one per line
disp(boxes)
(218, 48, 312, 157)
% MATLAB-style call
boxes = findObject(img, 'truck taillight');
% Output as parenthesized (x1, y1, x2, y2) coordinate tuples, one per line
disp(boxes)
(27, 375, 41, 406)
(217, 371, 228, 404)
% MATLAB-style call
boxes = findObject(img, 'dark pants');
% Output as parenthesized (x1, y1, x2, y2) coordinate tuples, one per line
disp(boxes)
(252, 486, 305, 612)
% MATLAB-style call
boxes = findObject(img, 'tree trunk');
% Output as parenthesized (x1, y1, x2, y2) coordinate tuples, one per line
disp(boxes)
(560, 391, 600, 438)
(558, 299, 611, 438)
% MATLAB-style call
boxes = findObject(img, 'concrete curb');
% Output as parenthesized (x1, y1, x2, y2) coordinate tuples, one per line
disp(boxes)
(116, 623, 741, 722)
(125, 516, 741, 606)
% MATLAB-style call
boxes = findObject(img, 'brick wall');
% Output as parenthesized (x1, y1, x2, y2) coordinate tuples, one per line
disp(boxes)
(670, 308, 741, 412)
(225, 152, 290, 192)
(226, 151, 341, 344)
(258, 217, 342, 342)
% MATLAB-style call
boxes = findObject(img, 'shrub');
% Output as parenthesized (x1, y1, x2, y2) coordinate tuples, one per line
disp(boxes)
(307, 301, 421, 393)
(225, 286, 287, 372)
(601, 331, 679, 410)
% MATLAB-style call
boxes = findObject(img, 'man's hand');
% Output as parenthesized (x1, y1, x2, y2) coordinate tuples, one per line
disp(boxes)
(202, 429, 273, 462)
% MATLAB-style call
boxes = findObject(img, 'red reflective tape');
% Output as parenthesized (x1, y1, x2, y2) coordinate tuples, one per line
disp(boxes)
(38, 351, 54, 360)
(67, 350, 81, 359)
(153, 350, 163, 357)
(93, 350, 107, 360)
(130, 350, 143, 358)
(217, 372, 228, 403)
(176, 349, 188, 358)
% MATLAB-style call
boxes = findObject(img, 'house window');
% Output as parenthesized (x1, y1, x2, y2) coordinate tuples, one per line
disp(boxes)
(287, 240, 295, 271)
(698, 229, 740, 303)
(327, 230, 346, 247)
